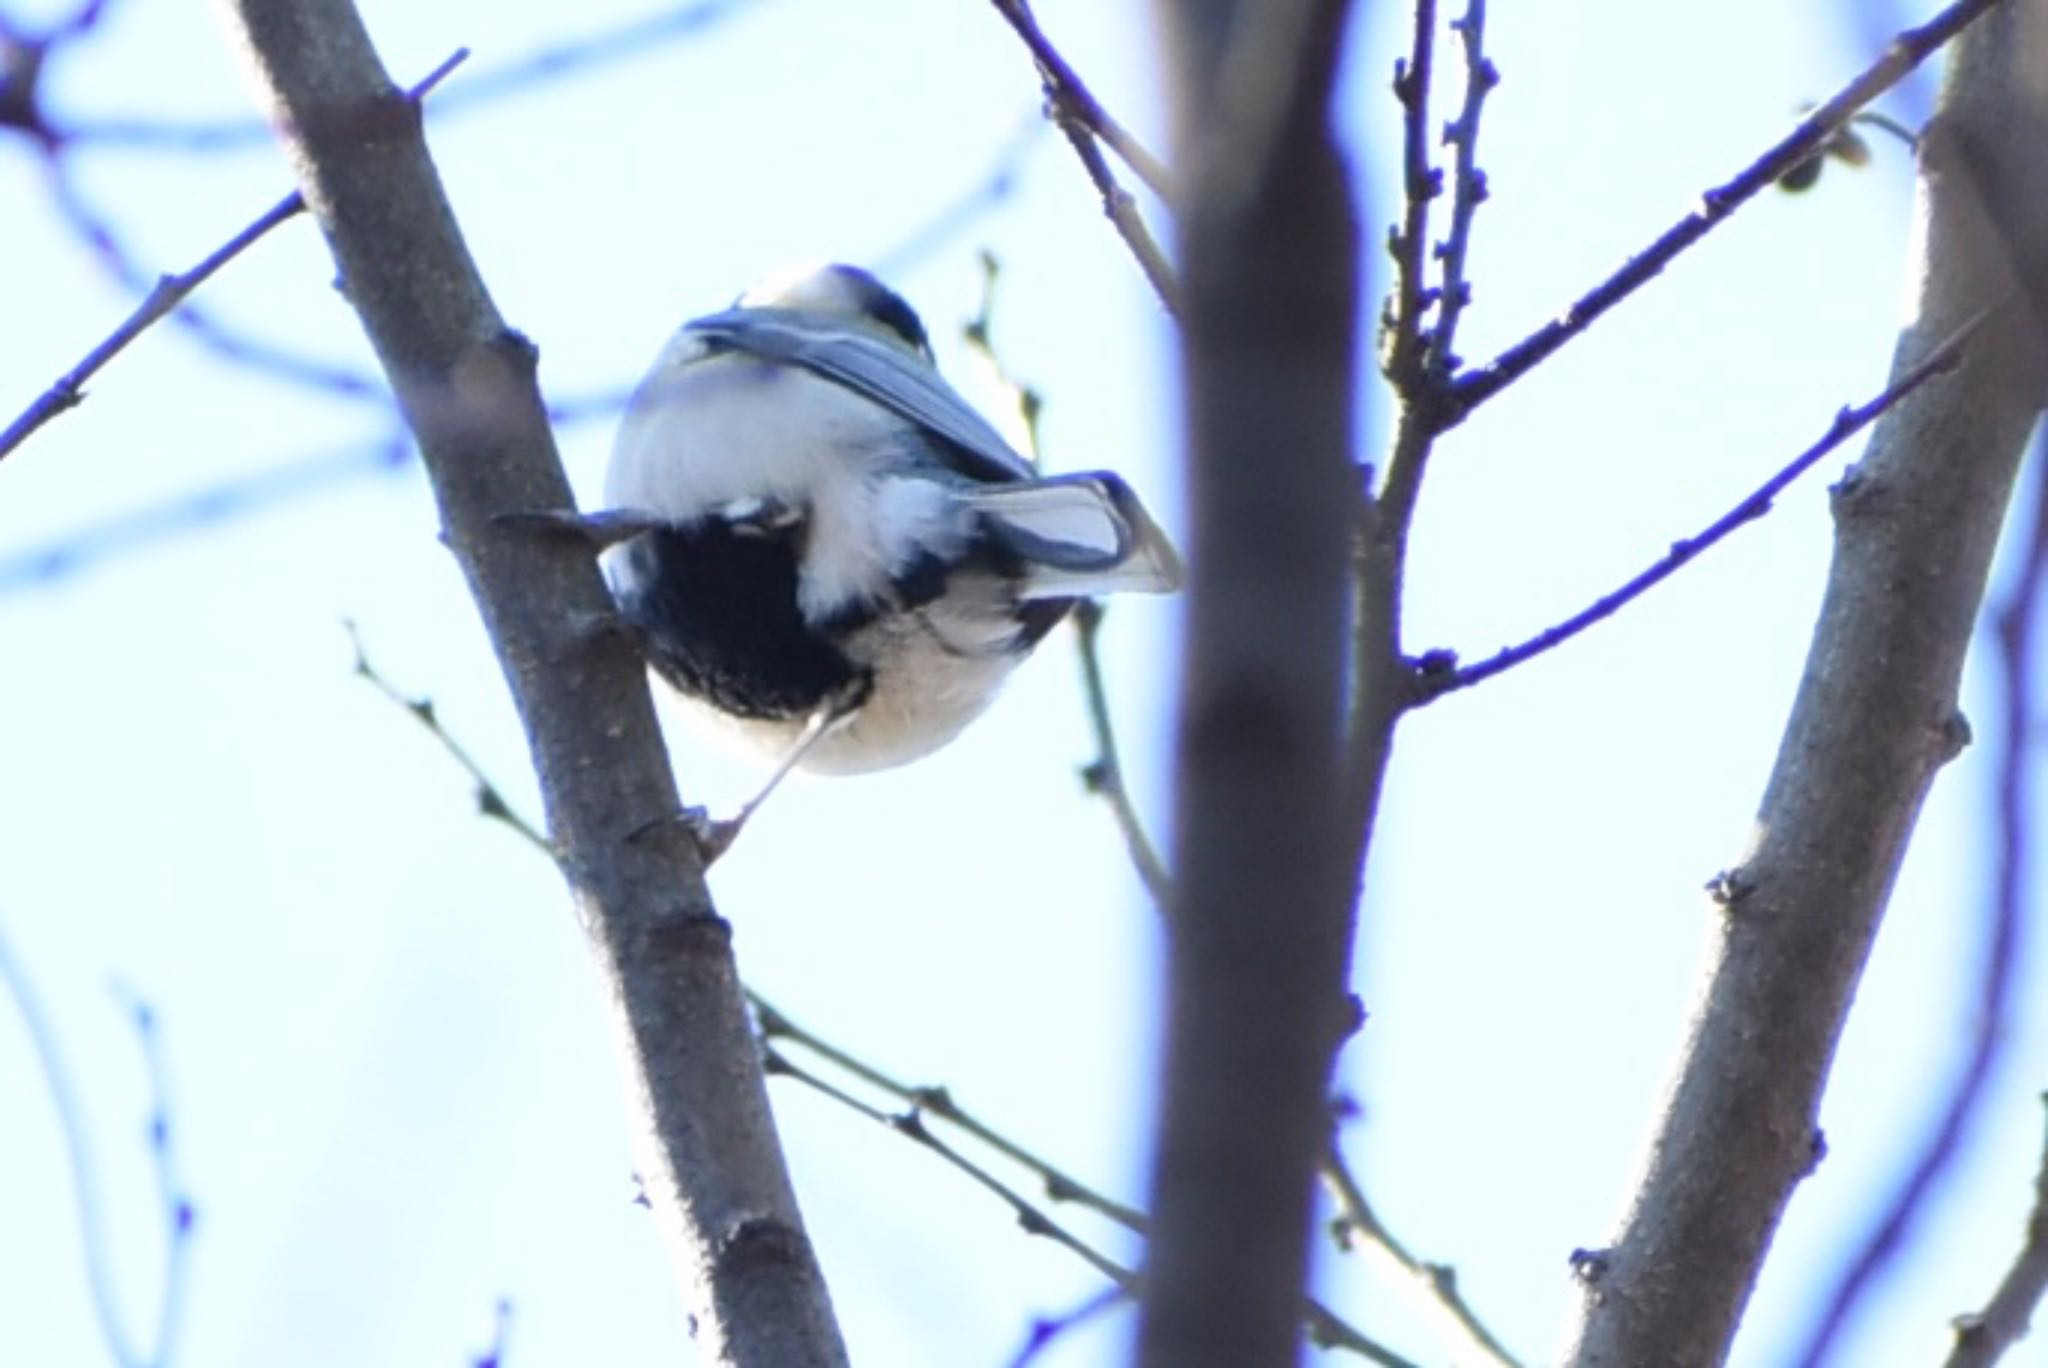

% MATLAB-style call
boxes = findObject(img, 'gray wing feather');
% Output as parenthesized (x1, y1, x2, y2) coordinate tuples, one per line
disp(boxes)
(685, 307, 1037, 484)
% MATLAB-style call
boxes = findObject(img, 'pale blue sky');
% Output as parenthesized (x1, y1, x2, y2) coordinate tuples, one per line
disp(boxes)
(1, 2, 2041, 1366)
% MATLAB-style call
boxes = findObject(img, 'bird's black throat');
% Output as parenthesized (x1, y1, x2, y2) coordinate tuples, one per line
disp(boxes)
(613, 523, 865, 721)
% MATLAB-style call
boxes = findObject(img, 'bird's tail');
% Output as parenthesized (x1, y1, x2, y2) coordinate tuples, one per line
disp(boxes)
(964, 473, 1183, 599)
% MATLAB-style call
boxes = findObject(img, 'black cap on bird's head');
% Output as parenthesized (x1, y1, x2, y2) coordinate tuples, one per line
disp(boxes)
(737, 262, 931, 359)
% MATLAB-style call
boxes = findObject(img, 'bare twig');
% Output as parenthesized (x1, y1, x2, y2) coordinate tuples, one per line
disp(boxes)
(1425, 0, 1496, 378)
(987, 0, 1171, 197)
(39, 155, 388, 400)
(1422, 310, 1983, 701)
(758, 996, 1409, 1363)
(956, 255, 1173, 906)
(350, 587, 1406, 1358)
(1322, 1141, 1520, 1368)
(1945, 1097, 2048, 1368)
(1448, 0, 2007, 424)
(1073, 600, 1173, 905)
(985, 0, 1178, 312)
(2, 119, 1039, 589)
(1798, 422, 2048, 1364)
(1379, 0, 1439, 395)
(0, 49, 468, 463)
(766, 1043, 1138, 1287)
(1365, 0, 1497, 747)
(344, 621, 554, 855)
(1047, 113, 1181, 314)
(751, 994, 1145, 1232)
(0, 922, 193, 1368)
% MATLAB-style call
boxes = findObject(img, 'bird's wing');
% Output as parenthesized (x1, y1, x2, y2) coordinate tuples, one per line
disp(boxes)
(685, 306, 1038, 484)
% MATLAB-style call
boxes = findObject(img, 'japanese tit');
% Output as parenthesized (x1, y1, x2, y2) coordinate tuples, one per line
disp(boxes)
(598, 263, 1181, 777)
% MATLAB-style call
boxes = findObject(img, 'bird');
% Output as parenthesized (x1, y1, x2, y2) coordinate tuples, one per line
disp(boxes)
(536, 263, 1180, 846)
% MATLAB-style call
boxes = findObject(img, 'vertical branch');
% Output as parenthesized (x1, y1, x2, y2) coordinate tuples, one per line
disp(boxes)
(209, 3, 846, 1364)
(1142, 2, 1362, 1365)
(1379, 0, 1439, 395)
(1564, 4, 2048, 1364)
(1424, 0, 1495, 376)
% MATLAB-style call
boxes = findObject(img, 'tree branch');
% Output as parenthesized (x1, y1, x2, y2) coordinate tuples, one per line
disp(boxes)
(1421, 312, 1982, 700)
(987, 0, 1180, 312)
(989, 0, 1172, 196)
(0, 51, 465, 464)
(211, 3, 845, 1363)
(1563, 4, 2048, 1362)
(1798, 423, 2048, 1359)
(1448, 0, 2009, 425)
(1322, 1139, 1521, 1367)
(1143, 2, 1363, 1364)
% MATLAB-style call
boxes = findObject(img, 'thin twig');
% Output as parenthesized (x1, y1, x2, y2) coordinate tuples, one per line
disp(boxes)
(770, 1029, 1415, 1365)
(1322, 1141, 1521, 1368)
(0, 49, 469, 463)
(1302, 1299, 1423, 1368)
(751, 994, 1145, 1231)
(988, 0, 1171, 196)
(956, 254, 1173, 906)
(764, 1043, 1139, 1286)
(986, 0, 1180, 313)
(1447, 0, 2005, 423)
(39, 156, 388, 400)
(343, 621, 554, 856)
(0, 922, 193, 1368)
(1050, 114, 1181, 314)
(1074, 600, 1174, 906)
(1379, 0, 1440, 394)
(1799, 421, 2048, 1366)
(1425, 0, 1496, 378)
(2, 119, 1042, 591)
(1945, 1096, 2048, 1368)
(1421, 310, 1984, 701)
(106, 984, 195, 1368)
(345, 652, 1402, 1361)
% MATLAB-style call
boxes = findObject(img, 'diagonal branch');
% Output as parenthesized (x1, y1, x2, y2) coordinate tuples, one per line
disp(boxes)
(989, 0, 1171, 196)
(211, 3, 845, 1363)
(1421, 311, 1982, 700)
(1447, 0, 2008, 425)
(1563, 3, 2048, 1362)
(0, 50, 466, 464)
(987, 0, 1179, 311)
